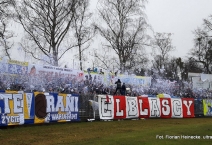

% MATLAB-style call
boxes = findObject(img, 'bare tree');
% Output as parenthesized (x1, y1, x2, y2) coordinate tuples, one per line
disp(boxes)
(93, 46, 149, 74)
(189, 28, 212, 74)
(95, 0, 150, 73)
(125, 48, 149, 73)
(185, 57, 202, 74)
(186, 15, 212, 74)
(73, 0, 96, 70)
(13, 0, 80, 66)
(203, 15, 212, 36)
(0, 0, 16, 59)
(151, 32, 175, 74)
(91, 46, 119, 72)
(165, 57, 179, 80)
(152, 55, 162, 75)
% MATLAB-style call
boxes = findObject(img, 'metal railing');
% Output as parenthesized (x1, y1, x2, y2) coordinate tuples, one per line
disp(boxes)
(79, 93, 99, 121)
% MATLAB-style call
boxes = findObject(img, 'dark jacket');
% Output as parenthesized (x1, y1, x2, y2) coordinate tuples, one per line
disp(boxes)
(121, 83, 126, 91)
(115, 79, 121, 89)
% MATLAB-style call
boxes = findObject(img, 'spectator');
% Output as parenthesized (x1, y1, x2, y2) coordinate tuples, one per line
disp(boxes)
(93, 68, 98, 73)
(98, 84, 104, 94)
(104, 87, 110, 94)
(114, 79, 122, 95)
(93, 75, 97, 84)
(121, 83, 126, 95)
(99, 69, 104, 74)
(115, 70, 118, 76)
(87, 68, 91, 75)
(29, 66, 36, 75)
(84, 75, 89, 85)
(102, 87, 108, 94)
(89, 75, 92, 84)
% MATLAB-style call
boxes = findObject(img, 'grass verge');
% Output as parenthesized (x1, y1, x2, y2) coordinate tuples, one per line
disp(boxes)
(0, 118, 212, 145)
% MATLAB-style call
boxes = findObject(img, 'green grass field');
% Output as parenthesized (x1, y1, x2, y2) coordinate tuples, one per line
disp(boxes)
(0, 118, 212, 145)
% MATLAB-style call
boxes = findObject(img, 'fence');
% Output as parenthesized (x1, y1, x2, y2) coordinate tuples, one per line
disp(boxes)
(79, 93, 100, 121)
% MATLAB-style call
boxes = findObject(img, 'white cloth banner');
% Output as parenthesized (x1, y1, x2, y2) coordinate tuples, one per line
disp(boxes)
(125, 96, 139, 119)
(98, 95, 114, 120)
(192, 77, 210, 90)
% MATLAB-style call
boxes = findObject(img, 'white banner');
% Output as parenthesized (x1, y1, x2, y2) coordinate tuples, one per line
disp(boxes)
(126, 96, 139, 119)
(98, 95, 114, 120)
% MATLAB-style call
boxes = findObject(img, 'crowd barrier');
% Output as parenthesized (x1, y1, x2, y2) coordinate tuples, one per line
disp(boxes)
(0, 91, 212, 126)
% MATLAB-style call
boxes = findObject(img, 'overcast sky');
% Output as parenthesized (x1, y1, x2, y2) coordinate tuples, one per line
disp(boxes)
(145, 0, 212, 59)
(10, 0, 212, 68)
(89, 0, 212, 60)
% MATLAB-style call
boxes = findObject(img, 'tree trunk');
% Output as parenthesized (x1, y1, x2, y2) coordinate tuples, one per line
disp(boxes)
(79, 45, 82, 70)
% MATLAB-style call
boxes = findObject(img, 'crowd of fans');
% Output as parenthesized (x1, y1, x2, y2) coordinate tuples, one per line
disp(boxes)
(0, 71, 212, 99)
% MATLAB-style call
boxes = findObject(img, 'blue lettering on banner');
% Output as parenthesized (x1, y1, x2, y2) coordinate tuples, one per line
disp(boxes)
(138, 79, 144, 85)
(121, 77, 145, 85)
